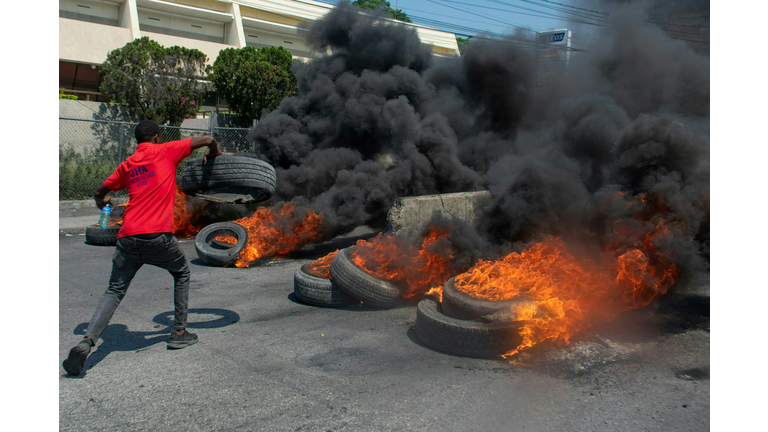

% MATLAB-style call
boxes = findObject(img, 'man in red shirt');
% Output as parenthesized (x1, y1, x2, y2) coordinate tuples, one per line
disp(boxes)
(64, 120, 221, 376)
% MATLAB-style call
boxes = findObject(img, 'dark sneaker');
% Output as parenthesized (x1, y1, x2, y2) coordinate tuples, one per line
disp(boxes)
(168, 330, 198, 349)
(63, 340, 92, 376)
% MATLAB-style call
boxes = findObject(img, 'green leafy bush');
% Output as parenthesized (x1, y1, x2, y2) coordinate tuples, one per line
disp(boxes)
(59, 88, 78, 100)
(59, 144, 123, 200)
(209, 46, 297, 126)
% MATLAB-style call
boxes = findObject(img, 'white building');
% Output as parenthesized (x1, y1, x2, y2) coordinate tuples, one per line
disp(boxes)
(59, 0, 461, 105)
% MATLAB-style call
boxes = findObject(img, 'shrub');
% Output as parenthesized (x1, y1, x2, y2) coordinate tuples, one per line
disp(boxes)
(59, 144, 123, 200)
(59, 88, 78, 100)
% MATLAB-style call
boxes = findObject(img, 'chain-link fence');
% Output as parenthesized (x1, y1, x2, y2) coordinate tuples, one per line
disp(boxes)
(59, 117, 254, 200)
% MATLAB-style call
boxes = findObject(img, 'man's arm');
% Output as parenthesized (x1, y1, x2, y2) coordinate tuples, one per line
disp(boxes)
(94, 184, 112, 210)
(190, 136, 222, 162)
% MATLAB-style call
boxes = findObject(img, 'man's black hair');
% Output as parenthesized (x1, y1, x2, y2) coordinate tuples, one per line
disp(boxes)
(135, 120, 162, 144)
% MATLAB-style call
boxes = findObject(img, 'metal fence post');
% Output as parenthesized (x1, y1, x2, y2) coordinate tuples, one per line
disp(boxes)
(118, 123, 124, 163)
(251, 119, 258, 153)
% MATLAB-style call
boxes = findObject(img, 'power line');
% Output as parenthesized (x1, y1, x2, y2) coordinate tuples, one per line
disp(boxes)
(531, 0, 610, 16)
(437, 0, 603, 25)
(305, 0, 707, 46)
(489, 0, 611, 25)
(425, 0, 536, 32)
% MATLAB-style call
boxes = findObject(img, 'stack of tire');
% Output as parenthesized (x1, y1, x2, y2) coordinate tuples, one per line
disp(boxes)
(293, 261, 354, 308)
(415, 277, 530, 358)
(185, 155, 277, 267)
(293, 247, 404, 308)
(85, 204, 126, 246)
(294, 246, 530, 358)
(181, 154, 276, 204)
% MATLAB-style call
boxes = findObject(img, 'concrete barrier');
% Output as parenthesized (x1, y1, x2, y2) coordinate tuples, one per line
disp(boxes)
(385, 190, 491, 240)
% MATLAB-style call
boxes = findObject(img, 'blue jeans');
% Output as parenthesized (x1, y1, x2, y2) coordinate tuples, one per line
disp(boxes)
(84, 233, 190, 343)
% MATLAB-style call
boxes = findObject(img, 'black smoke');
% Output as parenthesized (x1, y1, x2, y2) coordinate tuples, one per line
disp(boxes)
(247, 0, 709, 281)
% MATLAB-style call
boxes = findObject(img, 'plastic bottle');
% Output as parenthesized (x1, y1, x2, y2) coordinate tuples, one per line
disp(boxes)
(99, 203, 112, 229)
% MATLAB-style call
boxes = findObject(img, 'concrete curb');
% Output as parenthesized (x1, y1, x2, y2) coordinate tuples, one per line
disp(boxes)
(385, 190, 491, 240)
(59, 197, 129, 212)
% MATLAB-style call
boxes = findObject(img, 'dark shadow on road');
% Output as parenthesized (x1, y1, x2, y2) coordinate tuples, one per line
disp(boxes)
(65, 323, 168, 378)
(405, 326, 431, 350)
(151, 308, 241, 329)
(65, 308, 240, 377)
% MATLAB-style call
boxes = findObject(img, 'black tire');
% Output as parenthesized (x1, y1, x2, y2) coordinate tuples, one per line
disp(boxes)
(329, 248, 405, 308)
(294, 264, 355, 307)
(181, 155, 276, 203)
(194, 222, 249, 267)
(110, 205, 126, 219)
(415, 298, 525, 358)
(85, 224, 120, 246)
(441, 277, 534, 323)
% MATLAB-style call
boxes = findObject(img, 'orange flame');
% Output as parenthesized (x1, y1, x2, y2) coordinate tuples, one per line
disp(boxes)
(451, 191, 682, 359)
(425, 286, 443, 303)
(232, 202, 325, 267)
(174, 185, 206, 238)
(214, 235, 237, 245)
(349, 225, 457, 300)
(304, 250, 339, 279)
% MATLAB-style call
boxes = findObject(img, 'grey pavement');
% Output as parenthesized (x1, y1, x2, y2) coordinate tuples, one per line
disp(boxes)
(58, 207, 710, 431)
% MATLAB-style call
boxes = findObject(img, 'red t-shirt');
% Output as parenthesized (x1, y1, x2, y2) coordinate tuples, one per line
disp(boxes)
(104, 139, 191, 238)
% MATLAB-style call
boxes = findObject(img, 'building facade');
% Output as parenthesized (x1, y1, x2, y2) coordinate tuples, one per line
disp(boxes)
(59, 0, 461, 104)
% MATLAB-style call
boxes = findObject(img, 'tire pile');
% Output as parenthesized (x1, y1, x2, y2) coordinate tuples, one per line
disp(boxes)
(415, 277, 528, 358)
(182, 154, 276, 204)
(293, 247, 404, 309)
(294, 247, 527, 358)
(186, 155, 277, 266)
(84, 205, 126, 246)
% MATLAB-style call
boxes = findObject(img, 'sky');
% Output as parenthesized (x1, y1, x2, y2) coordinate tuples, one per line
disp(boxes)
(313, 0, 582, 37)
(309, 0, 710, 54)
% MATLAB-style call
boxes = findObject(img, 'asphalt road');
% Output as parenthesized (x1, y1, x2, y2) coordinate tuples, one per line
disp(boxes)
(59, 230, 710, 431)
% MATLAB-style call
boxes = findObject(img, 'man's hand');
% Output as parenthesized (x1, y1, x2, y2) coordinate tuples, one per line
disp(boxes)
(94, 184, 112, 210)
(203, 147, 223, 164)
(191, 136, 221, 163)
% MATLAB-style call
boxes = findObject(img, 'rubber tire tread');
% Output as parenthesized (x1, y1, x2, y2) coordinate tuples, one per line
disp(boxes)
(85, 224, 120, 246)
(441, 277, 533, 322)
(415, 298, 524, 358)
(194, 222, 248, 267)
(294, 264, 355, 308)
(181, 156, 276, 201)
(329, 248, 405, 308)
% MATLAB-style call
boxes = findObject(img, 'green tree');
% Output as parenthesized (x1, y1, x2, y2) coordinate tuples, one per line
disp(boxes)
(352, 0, 412, 23)
(209, 46, 297, 126)
(99, 37, 212, 125)
(456, 36, 472, 54)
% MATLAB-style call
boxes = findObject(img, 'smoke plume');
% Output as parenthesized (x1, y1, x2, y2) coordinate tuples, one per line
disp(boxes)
(247, 0, 709, 283)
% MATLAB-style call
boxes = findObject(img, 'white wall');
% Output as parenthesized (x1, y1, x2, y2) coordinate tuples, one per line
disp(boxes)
(59, 0, 460, 68)
(59, 17, 134, 64)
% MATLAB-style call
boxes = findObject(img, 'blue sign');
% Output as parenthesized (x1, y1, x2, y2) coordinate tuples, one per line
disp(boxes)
(538, 32, 566, 43)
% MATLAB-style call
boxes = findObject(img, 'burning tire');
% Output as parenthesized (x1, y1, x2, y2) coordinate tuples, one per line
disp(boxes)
(181, 155, 276, 203)
(85, 224, 120, 246)
(441, 277, 534, 323)
(329, 248, 405, 308)
(194, 222, 248, 267)
(415, 298, 525, 358)
(293, 264, 355, 308)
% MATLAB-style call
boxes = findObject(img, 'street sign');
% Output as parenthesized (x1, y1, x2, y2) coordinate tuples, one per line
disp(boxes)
(535, 29, 572, 85)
